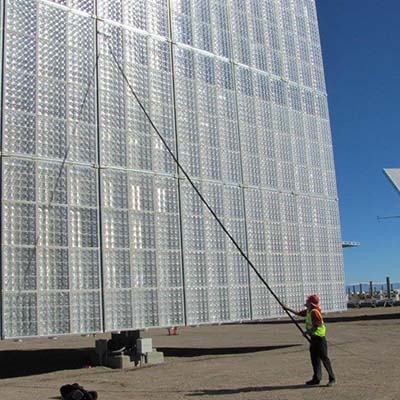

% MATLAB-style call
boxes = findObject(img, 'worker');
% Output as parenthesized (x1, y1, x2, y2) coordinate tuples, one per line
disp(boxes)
(284, 295, 336, 387)
(167, 326, 178, 335)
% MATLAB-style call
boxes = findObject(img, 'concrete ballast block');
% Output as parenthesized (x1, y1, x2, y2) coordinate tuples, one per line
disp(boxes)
(108, 355, 133, 369)
(137, 338, 153, 354)
(145, 351, 164, 365)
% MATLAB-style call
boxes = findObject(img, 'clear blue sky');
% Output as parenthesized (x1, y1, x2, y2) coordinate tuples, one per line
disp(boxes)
(316, 0, 400, 284)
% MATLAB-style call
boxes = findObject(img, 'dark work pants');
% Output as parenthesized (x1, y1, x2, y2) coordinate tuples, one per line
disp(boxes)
(309, 335, 335, 382)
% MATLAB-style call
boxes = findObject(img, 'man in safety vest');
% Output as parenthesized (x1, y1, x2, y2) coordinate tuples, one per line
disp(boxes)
(285, 294, 336, 387)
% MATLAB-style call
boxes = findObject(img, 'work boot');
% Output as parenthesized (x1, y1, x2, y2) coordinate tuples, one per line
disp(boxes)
(327, 379, 336, 387)
(305, 379, 320, 386)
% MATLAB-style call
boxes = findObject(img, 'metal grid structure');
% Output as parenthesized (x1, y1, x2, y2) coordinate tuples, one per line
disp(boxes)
(0, 0, 346, 339)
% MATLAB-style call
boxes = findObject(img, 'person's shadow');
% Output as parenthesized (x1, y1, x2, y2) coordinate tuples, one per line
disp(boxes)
(187, 384, 323, 396)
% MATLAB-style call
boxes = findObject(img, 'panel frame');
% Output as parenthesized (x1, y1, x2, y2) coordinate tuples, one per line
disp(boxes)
(228, 27, 254, 318)
(0, 0, 6, 339)
(167, 0, 189, 327)
(94, 0, 106, 337)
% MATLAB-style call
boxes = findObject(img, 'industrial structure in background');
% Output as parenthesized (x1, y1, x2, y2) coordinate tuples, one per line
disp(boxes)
(0, 0, 346, 342)
(347, 277, 400, 308)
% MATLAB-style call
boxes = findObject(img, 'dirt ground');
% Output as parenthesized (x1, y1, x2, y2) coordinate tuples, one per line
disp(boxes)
(0, 307, 399, 400)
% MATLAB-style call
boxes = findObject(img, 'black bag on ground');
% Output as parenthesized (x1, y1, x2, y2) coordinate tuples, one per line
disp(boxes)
(60, 383, 98, 400)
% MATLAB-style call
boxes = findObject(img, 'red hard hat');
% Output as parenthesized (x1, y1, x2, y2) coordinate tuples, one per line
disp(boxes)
(307, 294, 320, 306)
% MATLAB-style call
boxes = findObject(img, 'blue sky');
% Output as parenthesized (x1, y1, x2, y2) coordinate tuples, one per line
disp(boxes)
(316, 0, 400, 284)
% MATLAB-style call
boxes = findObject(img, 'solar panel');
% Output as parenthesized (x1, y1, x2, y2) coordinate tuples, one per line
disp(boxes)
(384, 169, 400, 193)
(0, 0, 346, 339)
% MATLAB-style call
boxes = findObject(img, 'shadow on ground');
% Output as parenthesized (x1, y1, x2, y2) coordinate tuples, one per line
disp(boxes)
(0, 348, 93, 379)
(158, 344, 301, 357)
(187, 384, 321, 396)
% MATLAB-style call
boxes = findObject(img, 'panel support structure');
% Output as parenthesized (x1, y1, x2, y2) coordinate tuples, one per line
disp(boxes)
(0, 0, 7, 339)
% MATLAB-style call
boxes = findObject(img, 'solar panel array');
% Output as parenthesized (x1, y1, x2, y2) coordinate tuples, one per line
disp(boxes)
(0, 0, 346, 338)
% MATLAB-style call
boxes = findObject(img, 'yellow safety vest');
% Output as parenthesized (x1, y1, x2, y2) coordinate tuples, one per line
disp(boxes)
(305, 309, 326, 337)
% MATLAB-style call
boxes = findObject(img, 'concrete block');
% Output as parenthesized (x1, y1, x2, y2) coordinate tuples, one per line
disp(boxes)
(137, 338, 152, 354)
(107, 355, 133, 369)
(145, 351, 164, 365)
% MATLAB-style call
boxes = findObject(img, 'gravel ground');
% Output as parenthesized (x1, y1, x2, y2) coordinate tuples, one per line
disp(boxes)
(0, 307, 399, 400)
